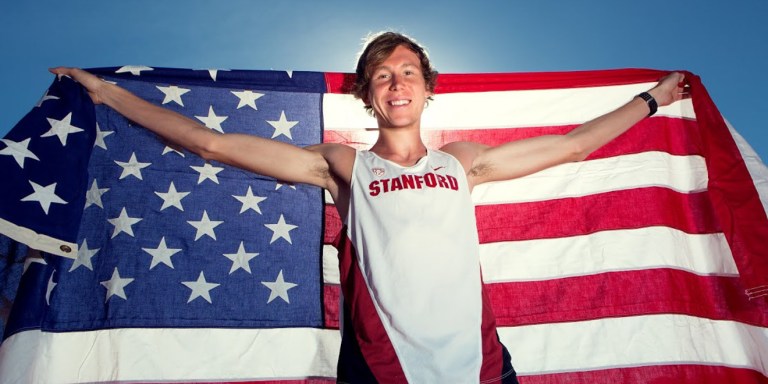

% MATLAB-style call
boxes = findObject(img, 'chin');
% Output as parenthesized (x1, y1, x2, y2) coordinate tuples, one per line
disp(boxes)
(379, 117, 417, 129)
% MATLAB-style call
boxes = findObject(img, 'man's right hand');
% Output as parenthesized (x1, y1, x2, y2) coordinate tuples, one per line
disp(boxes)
(49, 67, 107, 105)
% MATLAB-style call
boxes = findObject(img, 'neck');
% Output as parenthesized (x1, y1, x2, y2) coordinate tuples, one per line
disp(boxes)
(370, 127, 428, 166)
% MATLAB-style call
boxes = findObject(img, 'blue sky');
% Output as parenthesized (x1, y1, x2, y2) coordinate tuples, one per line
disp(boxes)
(2, 0, 766, 160)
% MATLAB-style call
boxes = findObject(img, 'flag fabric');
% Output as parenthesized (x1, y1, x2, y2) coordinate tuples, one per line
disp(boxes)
(0, 66, 767, 383)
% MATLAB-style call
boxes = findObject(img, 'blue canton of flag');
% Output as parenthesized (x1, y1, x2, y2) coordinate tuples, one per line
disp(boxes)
(1, 67, 326, 338)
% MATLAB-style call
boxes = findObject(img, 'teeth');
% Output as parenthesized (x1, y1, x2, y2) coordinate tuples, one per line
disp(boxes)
(390, 100, 410, 106)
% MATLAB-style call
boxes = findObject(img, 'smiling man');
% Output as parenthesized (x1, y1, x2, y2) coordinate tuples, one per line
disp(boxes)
(52, 31, 684, 383)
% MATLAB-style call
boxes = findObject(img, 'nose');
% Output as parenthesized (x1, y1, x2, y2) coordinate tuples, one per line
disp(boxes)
(389, 74, 402, 91)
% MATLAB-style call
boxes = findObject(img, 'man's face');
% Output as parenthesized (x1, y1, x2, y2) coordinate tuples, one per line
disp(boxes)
(366, 45, 432, 130)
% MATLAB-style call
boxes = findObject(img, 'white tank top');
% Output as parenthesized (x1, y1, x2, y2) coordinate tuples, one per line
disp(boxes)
(344, 149, 483, 382)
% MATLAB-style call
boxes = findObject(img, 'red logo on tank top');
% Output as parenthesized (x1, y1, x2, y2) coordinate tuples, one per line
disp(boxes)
(368, 172, 459, 196)
(371, 168, 385, 177)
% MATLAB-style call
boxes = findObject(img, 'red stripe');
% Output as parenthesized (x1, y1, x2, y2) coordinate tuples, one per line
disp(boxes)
(150, 364, 768, 383)
(324, 205, 342, 244)
(323, 117, 701, 159)
(325, 269, 768, 330)
(518, 364, 768, 384)
(324, 68, 669, 94)
(325, 181, 717, 246)
(476, 188, 719, 243)
(193, 380, 335, 384)
(687, 72, 768, 294)
(487, 268, 768, 327)
(323, 284, 339, 329)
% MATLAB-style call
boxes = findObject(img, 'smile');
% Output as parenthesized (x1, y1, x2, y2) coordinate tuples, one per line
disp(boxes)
(389, 99, 411, 106)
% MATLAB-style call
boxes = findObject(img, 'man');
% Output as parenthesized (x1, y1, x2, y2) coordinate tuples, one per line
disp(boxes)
(52, 31, 684, 383)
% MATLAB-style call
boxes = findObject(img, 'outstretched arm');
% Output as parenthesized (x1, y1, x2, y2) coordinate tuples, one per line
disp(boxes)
(443, 72, 686, 189)
(49, 67, 346, 190)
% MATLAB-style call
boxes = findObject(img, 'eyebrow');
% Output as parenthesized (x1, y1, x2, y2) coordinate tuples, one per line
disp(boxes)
(373, 62, 418, 73)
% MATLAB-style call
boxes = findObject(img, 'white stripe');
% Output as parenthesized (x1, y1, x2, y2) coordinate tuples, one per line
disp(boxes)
(727, 119, 768, 215)
(3, 315, 764, 382)
(501, 314, 768, 377)
(323, 228, 736, 285)
(323, 82, 695, 130)
(323, 244, 340, 285)
(479, 227, 737, 282)
(323, 153, 708, 206)
(0, 216, 77, 259)
(471, 152, 708, 205)
(0, 327, 340, 383)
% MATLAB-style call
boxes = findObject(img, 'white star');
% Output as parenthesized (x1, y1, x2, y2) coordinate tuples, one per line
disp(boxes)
(223, 242, 259, 274)
(275, 182, 297, 190)
(84, 179, 109, 209)
(233, 186, 267, 214)
(182, 271, 220, 303)
(93, 123, 114, 150)
(46, 272, 57, 305)
(206, 69, 230, 81)
(41, 112, 84, 146)
(155, 182, 189, 211)
(162, 146, 185, 156)
(23, 254, 46, 275)
(21, 181, 67, 214)
(107, 207, 143, 238)
(195, 106, 228, 133)
(286, 70, 293, 78)
(190, 163, 224, 184)
(267, 111, 298, 140)
(35, 90, 59, 107)
(231, 90, 264, 110)
(69, 238, 99, 272)
(116, 65, 154, 76)
(157, 85, 191, 106)
(115, 152, 152, 180)
(264, 214, 298, 244)
(142, 237, 181, 269)
(187, 210, 224, 240)
(261, 270, 297, 304)
(101, 268, 134, 302)
(0, 138, 39, 168)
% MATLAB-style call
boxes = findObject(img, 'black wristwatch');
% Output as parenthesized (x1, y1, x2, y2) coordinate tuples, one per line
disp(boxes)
(636, 92, 658, 117)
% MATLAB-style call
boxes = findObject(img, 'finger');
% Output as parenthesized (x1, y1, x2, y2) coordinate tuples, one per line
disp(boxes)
(48, 68, 75, 83)
(676, 73, 686, 86)
(49, 67, 82, 83)
(48, 67, 66, 76)
(680, 83, 692, 99)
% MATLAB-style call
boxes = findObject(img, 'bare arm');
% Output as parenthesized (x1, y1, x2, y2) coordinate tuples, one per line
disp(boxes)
(49, 67, 345, 190)
(443, 72, 686, 188)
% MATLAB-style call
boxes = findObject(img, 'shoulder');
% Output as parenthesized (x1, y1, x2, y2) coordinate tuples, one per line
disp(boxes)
(305, 142, 356, 185)
(439, 141, 489, 172)
(307, 142, 356, 158)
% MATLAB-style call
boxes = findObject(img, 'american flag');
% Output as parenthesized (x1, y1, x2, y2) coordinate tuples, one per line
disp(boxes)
(0, 66, 767, 383)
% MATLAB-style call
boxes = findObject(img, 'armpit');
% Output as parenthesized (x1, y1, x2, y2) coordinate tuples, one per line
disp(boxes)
(469, 160, 495, 178)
